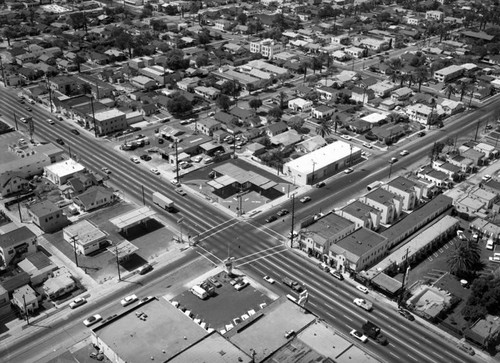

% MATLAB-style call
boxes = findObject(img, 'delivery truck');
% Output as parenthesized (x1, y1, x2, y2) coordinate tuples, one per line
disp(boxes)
(152, 192, 175, 211)
(362, 320, 388, 345)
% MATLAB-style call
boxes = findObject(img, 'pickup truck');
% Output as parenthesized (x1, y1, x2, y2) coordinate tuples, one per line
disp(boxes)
(362, 320, 388, 345)
(282, 277, 304, 293)
(353, 298, 373, 311)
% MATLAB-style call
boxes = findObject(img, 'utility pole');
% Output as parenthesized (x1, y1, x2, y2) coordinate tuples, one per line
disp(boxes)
(311, 160, 316, 185)
(90, 95, 97, 137)
(174, 139, 180, 182)
(474, 120, 480, 141)
(13, 111, 18, 131)
(17, 201, 22, 222)
(0, 56, 6, 86)
(290, 193, 296, 248)
(23, 295, 30, 325)
(397, 248, 409, 308)
(70, 235, 79, 267)
(46, 76, 53, 113)
(141, 185, 145, 205)
(115, 243, 121, 281)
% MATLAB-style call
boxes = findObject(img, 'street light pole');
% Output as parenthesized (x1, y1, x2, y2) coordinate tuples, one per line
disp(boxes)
(290, 193, 296, 248)
(70, 235, 79, 267)
(115, 243, 121, 281)
(311, 160, 316, 185)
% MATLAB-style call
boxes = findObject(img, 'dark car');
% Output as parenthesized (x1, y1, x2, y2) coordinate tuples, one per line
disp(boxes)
(71, 129, 80, 135)
(315, 182, 326, 188)
(55, 138, 64, 145)
(418, 131, 426, 137)
(137, 264, 153, 275)
(266, 215, 278, 223)
(25, 107, 32, 112)
(140, 155, 152, 161)
(277, 209, 289, 216)
(398, 308, 415, 321)
(158, 138, 164, 144)
(208, 277, 222, 288)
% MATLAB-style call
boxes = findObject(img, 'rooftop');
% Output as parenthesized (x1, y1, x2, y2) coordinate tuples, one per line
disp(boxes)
(0, 226, 36, 250)
(303, 213, 354, 240)
(335, 227, 387, 258)
(44, 159, 85, 178)
(63, 220, 106, 247)
(341, 200, 380, 219)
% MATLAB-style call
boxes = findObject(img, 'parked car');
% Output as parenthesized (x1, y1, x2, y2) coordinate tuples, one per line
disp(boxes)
(277, 209, 289, 216)
(344, 168, 354, 174)
(389, 157, 398, 164)
(208, 277, 222, 288)
(418, 131, 426, 137)
(137, 264, 153, 275)
(150, 168, 160, 175)
(350, 329, 368, 343)
(263, 275, 275, 284)
(55, 138, 64, 145)
(315, 181, 326, 188)
(482, 174, 492, 182)
(140, 154, 151, 161)
(457, 342, 475, 356)
(300, 196, 311, 203)
(130, 157, 140, 164)
(341, 135, 352, 141)
(121, 294, 138, 307)
(330, 270, 344, 280)
(362, 142, 372, 149)
(234, 279, 249, 291)
(356, 285, 369, 294)
(266, 215, 277, 223)
(398, 308, 415, 321)
(25, 106, 32, 112)
(456, 230, 467, 241)
(47, 118, 55, 125)
(101, 167, 111, 174)
(171, 179, 181, 187)
(83, 314, 102, 327)
(69, 297, 87, 309)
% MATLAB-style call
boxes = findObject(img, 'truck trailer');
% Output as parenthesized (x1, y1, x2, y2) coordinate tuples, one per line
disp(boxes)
(152, 192, 175, 211)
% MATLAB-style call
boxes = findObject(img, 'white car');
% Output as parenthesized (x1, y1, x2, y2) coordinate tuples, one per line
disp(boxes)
(170, 178, 181, 186)
(300, 196, 311, 203)
(353, 298, 373, 311)
(83, 314, 102, 327)
(400, 150, 410, 156)
(482, 174, 492, 182)
(341, 135, 352, 141)
(362, 142, 372, 149)
(344, 168, 354, 174)
(457, 230, 467, 241)
(69, 297, 87, 309)
(356, 285, 369, 294)
(47, 118, 55, 125)
(263, 275, 275, 284)
(120, 294, 138, 307)
(150, 168, 160, 175)
(486, 239, 494, 250)
(234, 280, 249, 291)
(130, 157, 140, 164)
(350, 329, 368, 343)
(101, 167, 111, 174)
(175, 188, 187, 196)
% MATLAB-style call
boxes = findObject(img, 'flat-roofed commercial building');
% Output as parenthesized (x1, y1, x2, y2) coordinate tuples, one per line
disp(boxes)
(433, 64, 464, 83)
(93, 109, 127, 136)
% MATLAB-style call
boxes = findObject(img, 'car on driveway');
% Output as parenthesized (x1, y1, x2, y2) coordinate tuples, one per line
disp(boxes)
(266, 215, 277, 223)
(263, 275, 275, 284)
(175, 188, 187, 196)
(277, 209, 289, 216)
(69, 297, 87, 309)
(150, 168, 160, 175)
(83, 314, 102, 327)
(140, 154, 151, 161)
(300, 196, 311, 203)
(121, 294, 138, 307)
(356, 285, 369, 294)
(350, 329, 368, 343)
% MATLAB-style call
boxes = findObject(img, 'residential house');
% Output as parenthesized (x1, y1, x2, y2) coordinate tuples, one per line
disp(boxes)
(28, 200, 70, 233)
(214, 19, 231, 32)
(417, 168, 453, 188)
(73, 185, 116, 213)
(361, 188, 403, 224)
(197, 118, 222, 136)
(405, 103, 433, 125)
(369, 81, 399, 98)
(344, 46, 365, 58)
(311, 105, 335, 120)
(295, 135, 327, 154)
(230, 107, 255, 124)
(391, 87, 413, 103)
(130, 75, 156, 90)
(12, 285, 38, 314)
(426, 10, 444, 21)
(351, 86, 374, 103)
(465, 315, 500, 350)
(265, 122, 288, 137)
(288, 98, 313, 112)
(371, 124, 406, 144)
(460, 147, 486, 166)
(0, 226, 37, 268)
(270, 130, 302, 149)
(42, 268, 76, 300)
(432, 160, 461, 179)
(214, 111, 238, 125)
(17, 252, 57, 286)
(194, 86, 220, 100)
(298, 213, 356, 260)
(383, 176, 422, 211)
(316, 87, 337, 101)
(336, 200, 381, 231)
(177, 77, 200, 92)
(0, 171, 29, 197)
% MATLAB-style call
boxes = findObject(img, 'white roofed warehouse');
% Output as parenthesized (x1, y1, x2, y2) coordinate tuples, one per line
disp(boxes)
(284, 141, 361, 186)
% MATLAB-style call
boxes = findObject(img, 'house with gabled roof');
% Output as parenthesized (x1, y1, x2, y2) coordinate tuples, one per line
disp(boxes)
(73, 185, 116, 213)
(230, 107, 255, 124)
(265, 122, 288, 137)
(0, 171, 29, 197)
(336, 200, 381, 231)
(28, 200, 70, 233)
(360, 188, 403, 224)
(214, 111, 238, 125)
(295, 135, 327, 154)
(0, 226, 37, 268)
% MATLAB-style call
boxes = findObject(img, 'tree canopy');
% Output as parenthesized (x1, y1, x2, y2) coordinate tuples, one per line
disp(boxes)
(166, 93, 193, 115)
(462, 275, 500, 322)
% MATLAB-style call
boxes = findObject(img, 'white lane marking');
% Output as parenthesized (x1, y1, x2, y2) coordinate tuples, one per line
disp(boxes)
(233, 245, 286, 262)
(235, 248, 288, 268)
(195, 246, 224, 264)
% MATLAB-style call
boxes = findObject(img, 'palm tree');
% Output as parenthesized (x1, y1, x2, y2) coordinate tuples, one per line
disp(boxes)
(457, 81, 470, 102)
(413, 66, 429, 92)
(316, 119, 334, 138)
(447, 240, 482, 278)
(444, 84, 456, 99)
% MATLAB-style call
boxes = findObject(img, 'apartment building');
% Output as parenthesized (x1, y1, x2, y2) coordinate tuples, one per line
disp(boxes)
(250, 39, 284, 59)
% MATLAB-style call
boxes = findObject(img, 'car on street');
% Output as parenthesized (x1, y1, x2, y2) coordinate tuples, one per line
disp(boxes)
(139, 296, 155, 304)
(356, 285, 369, 294)
(300, 196, 311, 203)
(47, 118, 55, 125)
(121, 294, 138, 307)
(150, 168, 160, 175)
(350, 329, 368, 343)
(344, 168, 354, 174)
(400, 150, 410, 156)
(25, 106, 32, 112)
(362, 142, 372, 149)
(20, 117, 27, 123)
(318, 262, 330, 273)
(137, 264, 153, 275)
(71, 129, 80, 135)
(101, 167, 111, 174)
(263, 275, 275, 284)
(175, 188, 187, 196)
(330, 270, 344, 280)
(457, 342, 475, 356)
(277, 209, 289, 216)
(234, 279, 249, 291)
(55, 138, 64, 145)
(398, 308, 415, 321)
(341, 135, 352, 141)
(315, 181, 326, 188)
(353, 298, 373, 311)
(140, 154, 151, 161)
(389, 157, 398, 164)
(130, 157, 140, 164)
(83, 314, 102, 327)
(171, 179, 181, 187)
(266, 215, 277, 223)
(69, 297, 87, 309)
(482, 174, 492, 182)
(418, 131, 426, 137)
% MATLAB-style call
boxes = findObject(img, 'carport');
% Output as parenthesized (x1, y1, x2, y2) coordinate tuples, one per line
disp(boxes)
(109, 206, 156, 234)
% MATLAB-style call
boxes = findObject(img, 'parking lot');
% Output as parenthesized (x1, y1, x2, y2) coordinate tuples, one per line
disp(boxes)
(171, 271, 274, 331)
